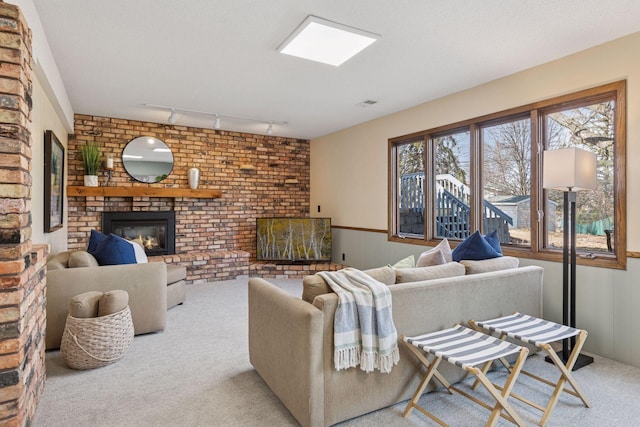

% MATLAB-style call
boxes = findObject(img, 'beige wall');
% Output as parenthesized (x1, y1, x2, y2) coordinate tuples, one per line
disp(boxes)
(31, 74, 69, 254)
(312, 31, 640, 247)
(312, 32, 640, 368)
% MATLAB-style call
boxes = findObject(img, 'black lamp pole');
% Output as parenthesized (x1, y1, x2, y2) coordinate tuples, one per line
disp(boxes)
(556, 190, 593, 370)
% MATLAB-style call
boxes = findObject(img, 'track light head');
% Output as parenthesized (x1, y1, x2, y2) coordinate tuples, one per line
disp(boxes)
(214, 115, 221, 129)
(267, 123, 273, 135)
(168, 110, 176, 124)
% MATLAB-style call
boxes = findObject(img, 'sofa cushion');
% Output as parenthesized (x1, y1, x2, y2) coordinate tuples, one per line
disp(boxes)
(90, 234, 137, 266)
(302, 275, 330, 304)
(68, 251, 99, 268)
(167, 264, 187, 285)
(394, 262, 466, 284)
(452, 231, 501, 262)
(69, 291, 103, 318)
(301, 266, 396, 304)
(98, 290, 129, 317)
(46, 261, 66, 271)
(460, 256, 519, 274)
(361, 266, 396, 286)
(47, 251, 71, 268)
(391, 255, 415, 269)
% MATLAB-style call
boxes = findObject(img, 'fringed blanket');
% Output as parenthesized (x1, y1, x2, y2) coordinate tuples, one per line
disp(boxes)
(318, 268, 400, 374)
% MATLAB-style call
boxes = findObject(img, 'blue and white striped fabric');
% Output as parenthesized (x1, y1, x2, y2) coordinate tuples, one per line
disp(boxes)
(475, 312, 580, 346)
(404, 325, 522, 370)
(318, 268, 400, 374)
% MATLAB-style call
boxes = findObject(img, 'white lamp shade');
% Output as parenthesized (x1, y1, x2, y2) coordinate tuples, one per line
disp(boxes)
(543, 147, 597, 191)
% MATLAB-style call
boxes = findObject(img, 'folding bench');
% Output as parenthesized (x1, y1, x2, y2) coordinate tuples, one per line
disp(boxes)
(401, 325, 529, 426)
(470, 312, 591, 426)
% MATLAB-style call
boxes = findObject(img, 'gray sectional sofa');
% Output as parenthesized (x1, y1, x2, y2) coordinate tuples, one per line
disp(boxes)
(248, 263, 544, 427)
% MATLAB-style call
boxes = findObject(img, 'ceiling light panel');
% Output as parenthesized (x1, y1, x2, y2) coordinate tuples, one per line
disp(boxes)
(278, 15, 379, 66)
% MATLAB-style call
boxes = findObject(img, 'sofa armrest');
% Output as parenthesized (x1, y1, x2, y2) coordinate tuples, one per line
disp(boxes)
(46, 262, 167, 350)
(248, 278, 324, 427)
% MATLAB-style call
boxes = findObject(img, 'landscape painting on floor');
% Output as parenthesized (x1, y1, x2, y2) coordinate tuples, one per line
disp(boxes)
(256, 217, 331, 262)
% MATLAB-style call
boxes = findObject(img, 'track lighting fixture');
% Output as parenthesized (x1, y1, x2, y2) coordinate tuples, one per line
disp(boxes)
(146, 104, 286, 135)
(167, 110, 176, 124)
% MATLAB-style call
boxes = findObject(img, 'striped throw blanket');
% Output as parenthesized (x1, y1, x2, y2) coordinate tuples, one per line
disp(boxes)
(318, 268, 400, 374)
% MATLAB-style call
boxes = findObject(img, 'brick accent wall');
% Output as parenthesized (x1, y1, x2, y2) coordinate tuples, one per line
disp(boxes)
(250, 262, 345, 279)
(0, 3, 48, 425)
(68, 115, 311, 281)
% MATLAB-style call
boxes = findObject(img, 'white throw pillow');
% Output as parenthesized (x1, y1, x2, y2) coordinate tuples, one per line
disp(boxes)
(416, 239, 452, 266)
(390, 255, 415, 269)
(124, 239, 148, 263)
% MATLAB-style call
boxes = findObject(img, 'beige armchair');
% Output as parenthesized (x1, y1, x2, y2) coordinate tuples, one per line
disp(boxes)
(45, 251, 186, 350)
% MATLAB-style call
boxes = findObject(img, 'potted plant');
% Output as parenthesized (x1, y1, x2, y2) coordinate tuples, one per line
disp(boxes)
(80, 141, 101, 186)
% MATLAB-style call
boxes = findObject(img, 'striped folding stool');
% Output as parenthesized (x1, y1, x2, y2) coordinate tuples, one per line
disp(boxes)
(401, 325, 529, 426)
(470, 312, 591, 426)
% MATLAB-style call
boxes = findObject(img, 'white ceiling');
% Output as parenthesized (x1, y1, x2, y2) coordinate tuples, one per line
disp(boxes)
(32, 0, 640, 140)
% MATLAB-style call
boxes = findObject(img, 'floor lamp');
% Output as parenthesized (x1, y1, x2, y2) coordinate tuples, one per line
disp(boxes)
(543, 147, 596, 370)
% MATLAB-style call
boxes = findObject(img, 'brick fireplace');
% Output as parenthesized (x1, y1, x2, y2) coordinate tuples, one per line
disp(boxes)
(68, 115, 312, 281)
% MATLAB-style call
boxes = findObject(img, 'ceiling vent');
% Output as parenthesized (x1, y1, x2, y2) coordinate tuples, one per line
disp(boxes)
(357, 99, 378, 108)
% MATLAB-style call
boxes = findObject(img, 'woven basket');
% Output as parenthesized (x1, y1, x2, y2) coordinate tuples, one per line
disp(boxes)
(61, 306, 134, 370)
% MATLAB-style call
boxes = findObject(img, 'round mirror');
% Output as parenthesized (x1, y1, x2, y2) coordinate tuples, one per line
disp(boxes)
(122, 137, 174, 183)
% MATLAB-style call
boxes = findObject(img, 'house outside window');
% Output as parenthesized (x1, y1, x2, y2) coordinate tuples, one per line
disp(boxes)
(389, 81, 626, 269)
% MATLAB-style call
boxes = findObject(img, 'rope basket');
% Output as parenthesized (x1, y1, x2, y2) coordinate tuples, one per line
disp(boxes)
(61, 306, 134, 370)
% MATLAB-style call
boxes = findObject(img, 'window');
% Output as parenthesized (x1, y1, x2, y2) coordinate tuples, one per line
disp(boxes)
(389, 81, 626, 269)
(434, 130, 471, 241)
(394, 138, 425, 237)
(542, 98, 616, 254)
(481, 117, 532, 247)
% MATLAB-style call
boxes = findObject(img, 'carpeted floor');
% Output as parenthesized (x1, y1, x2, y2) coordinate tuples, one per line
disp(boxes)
(33, 278, 640, 426)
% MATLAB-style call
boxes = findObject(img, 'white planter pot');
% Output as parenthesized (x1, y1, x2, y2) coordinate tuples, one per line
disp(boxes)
(84, 175, 99, 187)
(188, 167, 200, 189)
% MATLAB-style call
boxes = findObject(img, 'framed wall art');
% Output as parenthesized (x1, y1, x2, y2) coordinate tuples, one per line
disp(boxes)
(44, 130, 64, 232)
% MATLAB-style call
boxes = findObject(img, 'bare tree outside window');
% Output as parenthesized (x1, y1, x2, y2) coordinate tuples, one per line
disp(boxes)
(545, 100, 615, 253)
(482, 118, 532, 246)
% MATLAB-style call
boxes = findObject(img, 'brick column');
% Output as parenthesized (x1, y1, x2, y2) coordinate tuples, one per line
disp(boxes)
(0, 3, 48, 426)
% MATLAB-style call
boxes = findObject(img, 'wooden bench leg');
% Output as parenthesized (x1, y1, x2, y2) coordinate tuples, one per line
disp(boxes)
(539, 331, 591, 426)
(401, 338, 452, 423)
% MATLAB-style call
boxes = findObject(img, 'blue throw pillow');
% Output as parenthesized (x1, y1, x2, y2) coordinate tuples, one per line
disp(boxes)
(91, 233, 137, 266)
(452, 231, 501, 262)
(87, 229, 108, 254)
(484, 230, 503, 255)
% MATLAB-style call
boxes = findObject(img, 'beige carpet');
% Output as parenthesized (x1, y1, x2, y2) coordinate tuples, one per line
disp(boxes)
(33, 278, 640, 426)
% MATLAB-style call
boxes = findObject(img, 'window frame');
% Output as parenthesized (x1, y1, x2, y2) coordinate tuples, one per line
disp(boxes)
(388, 81, 626, 270)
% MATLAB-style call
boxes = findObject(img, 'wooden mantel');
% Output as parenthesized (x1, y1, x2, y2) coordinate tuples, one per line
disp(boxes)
(67, 186, 222, 199)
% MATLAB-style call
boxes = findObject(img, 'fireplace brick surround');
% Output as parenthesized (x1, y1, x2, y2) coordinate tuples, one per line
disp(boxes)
(68, 114, 319, 281)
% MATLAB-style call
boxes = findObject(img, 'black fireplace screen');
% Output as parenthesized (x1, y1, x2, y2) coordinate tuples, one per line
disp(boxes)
(102, 211, 175, 256)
